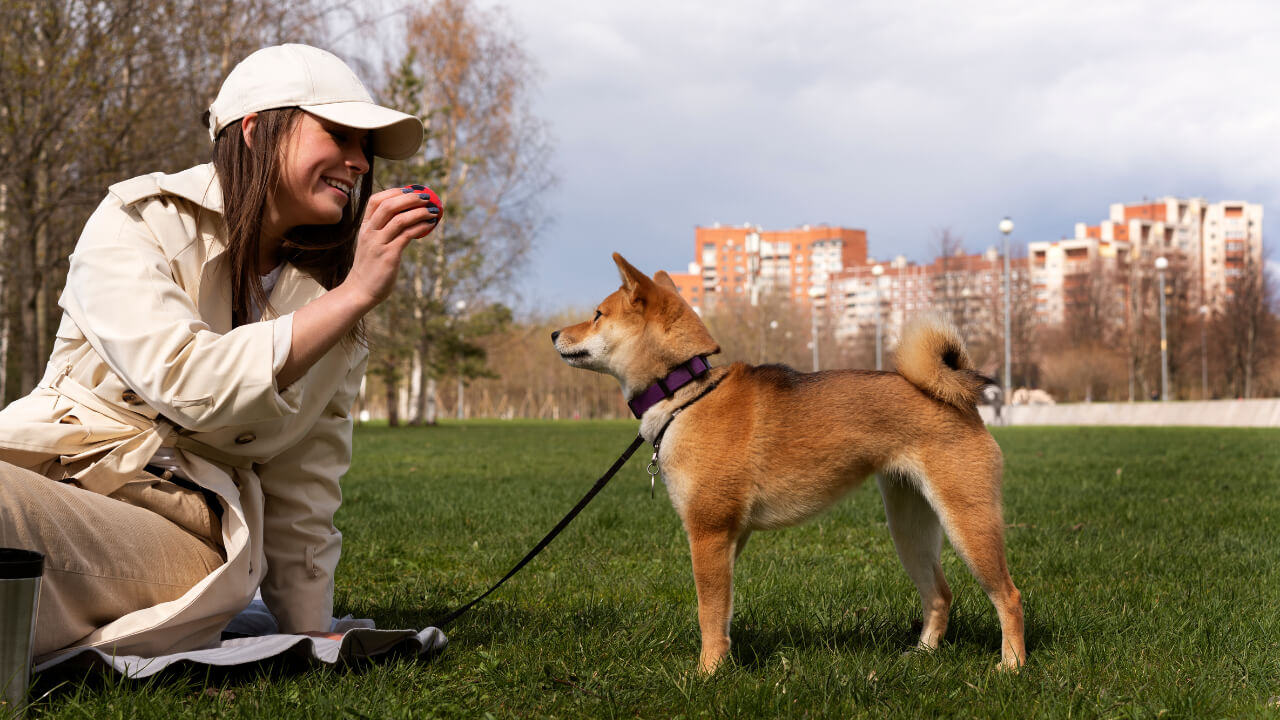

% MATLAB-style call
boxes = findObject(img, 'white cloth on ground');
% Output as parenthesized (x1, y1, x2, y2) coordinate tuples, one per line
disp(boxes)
(34, 593, 446, 678)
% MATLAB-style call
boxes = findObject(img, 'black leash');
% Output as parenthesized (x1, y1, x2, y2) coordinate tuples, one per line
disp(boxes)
(430, 434, 647, 629)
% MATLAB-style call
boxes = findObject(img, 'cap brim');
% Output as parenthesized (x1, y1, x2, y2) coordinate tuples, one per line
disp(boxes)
(303, 101, 424, 161)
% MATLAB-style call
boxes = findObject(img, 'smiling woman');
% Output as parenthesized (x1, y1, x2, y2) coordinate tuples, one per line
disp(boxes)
(257, 113, 370, 241)
(0, 44, 435, 662)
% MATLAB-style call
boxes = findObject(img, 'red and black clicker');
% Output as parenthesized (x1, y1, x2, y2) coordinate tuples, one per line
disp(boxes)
(400, 184, 444, 237)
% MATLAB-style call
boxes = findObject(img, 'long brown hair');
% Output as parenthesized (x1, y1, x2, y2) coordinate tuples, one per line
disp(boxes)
(205, 107, 374, 340)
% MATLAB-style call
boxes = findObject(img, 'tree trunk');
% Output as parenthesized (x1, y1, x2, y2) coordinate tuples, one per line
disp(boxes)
(424, 377, 439, 425)
(383, 364, 400, 427)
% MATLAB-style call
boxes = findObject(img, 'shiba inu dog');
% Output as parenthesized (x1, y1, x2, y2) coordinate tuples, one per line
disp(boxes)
(552, 253, 1025, 674)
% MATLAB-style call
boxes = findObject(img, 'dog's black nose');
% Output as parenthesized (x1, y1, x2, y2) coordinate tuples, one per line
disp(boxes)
(551, 330, 560, 342)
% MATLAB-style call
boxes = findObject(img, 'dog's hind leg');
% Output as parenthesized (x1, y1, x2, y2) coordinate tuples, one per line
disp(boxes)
(918, 450, 1026, 670)
(687, 528, 738, 674)
(878, 472, 952, 651)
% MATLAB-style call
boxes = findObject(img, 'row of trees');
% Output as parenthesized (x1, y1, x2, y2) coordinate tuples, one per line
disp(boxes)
(1038, 252, 1276, 402)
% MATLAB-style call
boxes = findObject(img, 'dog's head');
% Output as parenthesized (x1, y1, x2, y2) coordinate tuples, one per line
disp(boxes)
(552, 253, 720, 397)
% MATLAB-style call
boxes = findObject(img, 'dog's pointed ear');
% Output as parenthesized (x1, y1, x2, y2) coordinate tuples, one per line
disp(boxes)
(653, 270, 679, 293)
(613, 253, 655, 303)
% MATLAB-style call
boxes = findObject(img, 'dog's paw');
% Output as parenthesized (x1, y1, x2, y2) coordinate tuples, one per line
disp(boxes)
(996, 657, 1025, 673)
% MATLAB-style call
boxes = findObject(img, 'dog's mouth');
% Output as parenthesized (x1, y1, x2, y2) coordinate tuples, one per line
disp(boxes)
(558, 349, 590, 360)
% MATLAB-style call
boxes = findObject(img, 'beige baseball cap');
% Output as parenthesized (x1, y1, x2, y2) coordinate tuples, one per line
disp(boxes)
(208, 43, 423, 160)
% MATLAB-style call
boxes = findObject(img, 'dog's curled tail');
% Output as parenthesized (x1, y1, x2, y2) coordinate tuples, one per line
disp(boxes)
(894, 313, 991, 409)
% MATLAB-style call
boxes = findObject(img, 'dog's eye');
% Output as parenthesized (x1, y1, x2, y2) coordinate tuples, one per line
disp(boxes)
(593, 310, 602, 322)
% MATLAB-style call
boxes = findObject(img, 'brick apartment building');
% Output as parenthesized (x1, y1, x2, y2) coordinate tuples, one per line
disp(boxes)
(667, 223, 867, 314)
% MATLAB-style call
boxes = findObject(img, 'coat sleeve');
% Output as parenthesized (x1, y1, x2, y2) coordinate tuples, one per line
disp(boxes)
(59, 192, 300, 432)
(255, 351, 366, 634)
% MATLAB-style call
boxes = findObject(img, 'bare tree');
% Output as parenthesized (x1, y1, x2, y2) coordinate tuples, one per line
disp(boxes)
(374, 0, 555, 425)
(1216, 255, 1274, 399)
(1008, 255, 1041, 391)
(1056, 256, 1127, 400)
(700, 288, 823, 370)
(0, 0, 322, 402)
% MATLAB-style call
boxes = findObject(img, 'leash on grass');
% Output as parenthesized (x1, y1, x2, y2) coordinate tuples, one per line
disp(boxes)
(430, 434, 647, 629)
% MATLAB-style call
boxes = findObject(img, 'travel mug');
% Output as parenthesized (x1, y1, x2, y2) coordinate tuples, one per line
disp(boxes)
(0, 549, 43, 717)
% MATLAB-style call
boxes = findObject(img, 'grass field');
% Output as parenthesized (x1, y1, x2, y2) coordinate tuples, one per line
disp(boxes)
(27, 422, 1280, 718)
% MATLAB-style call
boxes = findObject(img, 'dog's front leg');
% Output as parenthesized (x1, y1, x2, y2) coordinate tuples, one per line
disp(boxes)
(688, 529, 737, 674)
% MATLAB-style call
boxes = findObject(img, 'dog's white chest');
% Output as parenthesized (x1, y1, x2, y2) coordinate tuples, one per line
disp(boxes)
(658, 467, 691, 513)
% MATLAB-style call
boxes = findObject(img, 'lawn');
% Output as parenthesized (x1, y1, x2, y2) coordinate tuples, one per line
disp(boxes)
(26, 422, 1280, 718)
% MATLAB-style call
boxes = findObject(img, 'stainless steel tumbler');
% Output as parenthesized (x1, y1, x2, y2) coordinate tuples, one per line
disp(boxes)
(0, 549, 43, 717)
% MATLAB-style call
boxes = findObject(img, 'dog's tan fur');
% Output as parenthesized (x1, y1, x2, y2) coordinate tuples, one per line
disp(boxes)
(553, 253, 1025, 674)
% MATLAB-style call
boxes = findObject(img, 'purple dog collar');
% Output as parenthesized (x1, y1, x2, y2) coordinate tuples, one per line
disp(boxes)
(627, 356, 711, 418)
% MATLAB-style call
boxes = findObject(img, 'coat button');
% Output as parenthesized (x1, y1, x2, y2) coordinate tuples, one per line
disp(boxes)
(122, 390, 143, 405)
(234, 432, 256, 445)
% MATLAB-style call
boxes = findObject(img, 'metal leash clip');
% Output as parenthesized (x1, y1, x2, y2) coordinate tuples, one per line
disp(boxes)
(646, 452, 660, 499)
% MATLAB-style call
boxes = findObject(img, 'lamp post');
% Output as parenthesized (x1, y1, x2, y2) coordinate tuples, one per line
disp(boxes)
(871, 264, 884, 370)
(808, 285, 824, 371)
(1154, 257, 1169, 402)
(998, 217, 1014, 398)
(455, 300, 467, 419)
(1199, 304, 1209, 400)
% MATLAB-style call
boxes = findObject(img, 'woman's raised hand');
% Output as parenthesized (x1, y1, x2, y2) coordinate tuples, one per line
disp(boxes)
(344, 187, 441, 309)
(278, 186, 439, 389)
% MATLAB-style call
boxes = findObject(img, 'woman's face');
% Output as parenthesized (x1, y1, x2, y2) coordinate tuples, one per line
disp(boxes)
(258, 112, 370, 235)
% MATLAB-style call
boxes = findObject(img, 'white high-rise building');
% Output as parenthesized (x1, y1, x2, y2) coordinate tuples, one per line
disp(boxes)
(1029, 197, 1263, 324)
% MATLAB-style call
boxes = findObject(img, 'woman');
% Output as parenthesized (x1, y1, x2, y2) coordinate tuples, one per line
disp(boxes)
(0, 44, 435, 659)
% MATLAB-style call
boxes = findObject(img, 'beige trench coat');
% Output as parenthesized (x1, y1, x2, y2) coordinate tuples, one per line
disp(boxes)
(0, 163, 367, 658)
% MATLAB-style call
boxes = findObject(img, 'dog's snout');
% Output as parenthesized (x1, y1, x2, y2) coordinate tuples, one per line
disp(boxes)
(551, 330, 560, 342)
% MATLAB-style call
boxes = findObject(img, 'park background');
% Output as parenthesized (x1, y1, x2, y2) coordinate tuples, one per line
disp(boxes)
(5, 3, 1280, 717)
(3, 0, 1280, 423)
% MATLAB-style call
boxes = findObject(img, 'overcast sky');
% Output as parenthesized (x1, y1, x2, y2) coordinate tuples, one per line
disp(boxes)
(466, 0, 1280, 313)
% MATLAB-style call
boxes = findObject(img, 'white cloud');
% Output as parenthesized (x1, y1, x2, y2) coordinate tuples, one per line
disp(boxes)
(484, 0, 1280, 310)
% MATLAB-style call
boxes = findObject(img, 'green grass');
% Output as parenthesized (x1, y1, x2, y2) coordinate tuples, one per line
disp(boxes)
(25, 423, 1280, 718)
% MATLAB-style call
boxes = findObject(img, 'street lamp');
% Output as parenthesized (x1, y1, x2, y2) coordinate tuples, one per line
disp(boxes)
(1154, 256, 1169, 402)
(998, 217, 1014, 398)
(455, 300, 467, 419)
(871, 264, 884, 370)
(808, 285, 824, 371)
(1199, 304, 1209, 400)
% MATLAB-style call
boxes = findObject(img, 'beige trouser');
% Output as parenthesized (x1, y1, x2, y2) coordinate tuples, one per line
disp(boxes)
(0, 461, 225, 656)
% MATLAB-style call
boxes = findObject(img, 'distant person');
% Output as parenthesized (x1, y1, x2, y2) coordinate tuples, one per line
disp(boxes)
(981, 384, 1004, 425)
(0, 44, 434, 659)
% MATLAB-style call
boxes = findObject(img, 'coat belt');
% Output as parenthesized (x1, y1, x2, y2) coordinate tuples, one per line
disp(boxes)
(48, 367, 253, 497)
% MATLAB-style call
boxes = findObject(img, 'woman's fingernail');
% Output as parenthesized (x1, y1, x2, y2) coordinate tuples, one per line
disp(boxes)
(401, 187, 413, 194)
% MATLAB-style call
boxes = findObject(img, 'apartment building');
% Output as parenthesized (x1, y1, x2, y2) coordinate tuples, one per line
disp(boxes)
(670, 196, 1261, 349)
(667, 223, 868, 314)
(824, 249, 1030, 343)
(670, 223, 1028, 346)
(1028, 198, 1263, 324)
